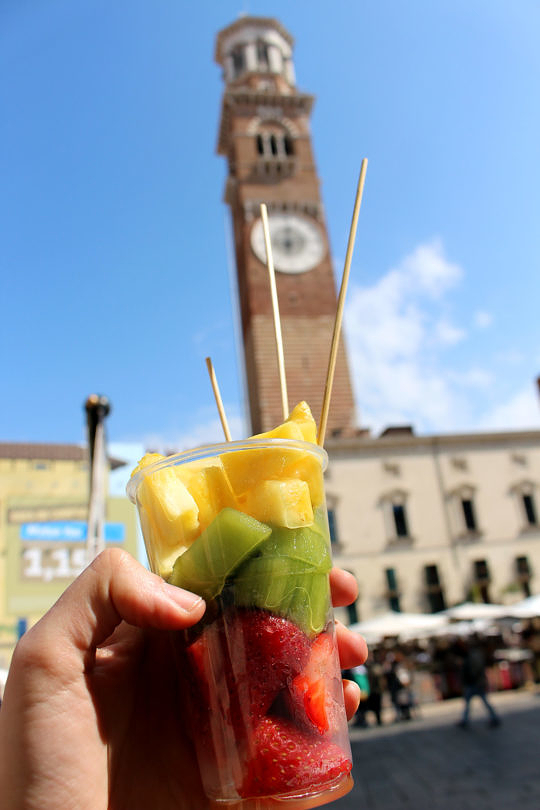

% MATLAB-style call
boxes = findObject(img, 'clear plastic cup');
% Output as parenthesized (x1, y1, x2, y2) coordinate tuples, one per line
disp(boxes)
(127, 439, 353, 809)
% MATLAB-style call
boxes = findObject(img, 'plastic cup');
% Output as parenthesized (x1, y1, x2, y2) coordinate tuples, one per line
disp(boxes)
(127, 439, 353, 809)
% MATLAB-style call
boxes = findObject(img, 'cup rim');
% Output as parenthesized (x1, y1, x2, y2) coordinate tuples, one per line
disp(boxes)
(126, 438, 328, 503)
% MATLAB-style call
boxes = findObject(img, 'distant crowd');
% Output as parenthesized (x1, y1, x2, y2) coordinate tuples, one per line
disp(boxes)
(344, 617, 540, 728)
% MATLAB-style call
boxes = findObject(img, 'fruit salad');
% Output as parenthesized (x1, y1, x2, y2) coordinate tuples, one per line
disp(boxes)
(127, 403, 353, 807)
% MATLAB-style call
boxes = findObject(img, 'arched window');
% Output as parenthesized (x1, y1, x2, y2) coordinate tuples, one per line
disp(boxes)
(231, 45, 245, 78)
(254, 127, 295, 160)
(256, 39, 269, 71)
(284, 134, 294, 156)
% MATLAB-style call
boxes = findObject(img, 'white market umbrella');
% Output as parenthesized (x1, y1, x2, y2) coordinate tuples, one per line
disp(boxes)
(348, 611, 449, 644)
(400, 618, 490, 641)
(442, 602, 509, 621)
(504, 594, 540, 619)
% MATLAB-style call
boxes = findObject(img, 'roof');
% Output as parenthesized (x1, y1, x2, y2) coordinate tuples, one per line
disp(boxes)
(0, 443, 126, 469)
(326, 427, 540, 455)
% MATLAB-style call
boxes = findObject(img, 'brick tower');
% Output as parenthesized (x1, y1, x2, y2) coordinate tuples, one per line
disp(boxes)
(215, 16, 357, 435)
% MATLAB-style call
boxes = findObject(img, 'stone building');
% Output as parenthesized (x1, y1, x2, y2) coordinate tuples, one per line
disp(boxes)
(325, 427, 540, 622)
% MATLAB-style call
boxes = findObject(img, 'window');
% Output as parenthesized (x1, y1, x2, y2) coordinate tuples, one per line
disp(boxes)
(393, 504, 409, 538)
(386, 567, 398, 591)
(346, 593, 359, 625)
(461, 498, 477, 532)
(385, 568, 401, 612)
(424, 564, 446, 613)
(327, 508, 338, 545)
(256, 40, 270, 70)
(450, 485, 480, 539)
(254, 128, 295, 160)
(516, 556, 532, 598)
(523, 493, 538, 526)
(512, 482, 538, 530)
(473, 559, 491, 603)
(231, 46, 245, 77)
(381, 490, 412, 544)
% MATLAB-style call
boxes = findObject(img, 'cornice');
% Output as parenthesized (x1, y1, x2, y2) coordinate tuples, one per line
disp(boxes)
(224, 86, 314, 111)
(326, 428, 540, 457)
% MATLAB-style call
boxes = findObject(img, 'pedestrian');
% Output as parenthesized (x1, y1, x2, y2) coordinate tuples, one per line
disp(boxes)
(345, 664, 370, 727)
(457, 634, 501, 729)
(386, 655, 412, 723)
(365, 657, 386, 726)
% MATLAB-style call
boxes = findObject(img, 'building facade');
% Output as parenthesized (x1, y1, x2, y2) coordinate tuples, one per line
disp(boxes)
(327, 427, 540, 623)
(0, 443, 138, 668)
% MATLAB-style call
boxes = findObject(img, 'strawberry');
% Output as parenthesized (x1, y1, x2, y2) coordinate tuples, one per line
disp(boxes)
(240, 716, 351, 797)
(231, 608, 311, 683)
(186, 609, 311, 734)
(221, 609, 311, 726)
(287, 632, 345, 735)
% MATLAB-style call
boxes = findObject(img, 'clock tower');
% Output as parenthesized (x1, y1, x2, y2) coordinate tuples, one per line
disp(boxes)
(215, 16, 357, 435)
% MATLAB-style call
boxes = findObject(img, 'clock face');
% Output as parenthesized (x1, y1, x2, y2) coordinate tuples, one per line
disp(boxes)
(250, 213, 325, 274)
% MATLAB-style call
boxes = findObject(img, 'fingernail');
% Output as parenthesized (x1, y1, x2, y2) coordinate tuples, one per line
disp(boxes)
(164, 583, 204, 613)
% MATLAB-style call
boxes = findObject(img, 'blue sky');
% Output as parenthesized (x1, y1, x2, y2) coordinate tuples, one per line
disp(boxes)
(2, 0, 539, 455)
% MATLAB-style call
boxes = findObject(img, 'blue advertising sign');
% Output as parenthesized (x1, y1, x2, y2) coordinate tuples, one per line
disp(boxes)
(20, 522, 125, 543)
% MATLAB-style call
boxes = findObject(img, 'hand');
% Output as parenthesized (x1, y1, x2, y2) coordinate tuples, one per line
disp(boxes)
(0, 549, 367, 810)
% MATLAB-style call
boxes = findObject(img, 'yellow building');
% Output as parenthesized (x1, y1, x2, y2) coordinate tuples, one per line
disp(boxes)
(0, 443, 138, 669)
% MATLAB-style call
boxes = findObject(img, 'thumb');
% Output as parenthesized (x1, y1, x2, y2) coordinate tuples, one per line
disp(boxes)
(15, 548, 205, 676)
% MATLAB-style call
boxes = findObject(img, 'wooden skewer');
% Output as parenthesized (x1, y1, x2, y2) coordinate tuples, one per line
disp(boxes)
(205, 356, 232, 442)
(317, 158, 368, 446)
(260, 203, 289, 421)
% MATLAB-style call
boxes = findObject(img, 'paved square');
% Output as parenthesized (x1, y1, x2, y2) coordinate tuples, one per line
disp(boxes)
(335, 690, 540, 809)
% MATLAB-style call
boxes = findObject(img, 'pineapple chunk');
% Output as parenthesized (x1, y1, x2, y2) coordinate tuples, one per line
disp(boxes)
(132, 455, 200, 578)
(240, 478, 314, 528)
(220, 420, 304, 495)
(138, 467, 199, 541)
(281, 453, 324, 508)
(286, 401, 317, 444)
(255, 420, 305, 442)
(177, 460, 239, 531)
(131, 452, 165, 477)
(220, 403, 322, 504)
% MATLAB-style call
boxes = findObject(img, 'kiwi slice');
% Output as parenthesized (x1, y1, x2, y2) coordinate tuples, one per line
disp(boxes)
(168, 507, 271, 601)
(233, 522, 332, 635)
